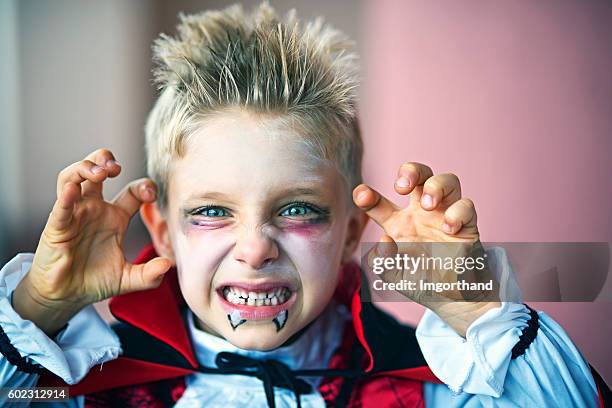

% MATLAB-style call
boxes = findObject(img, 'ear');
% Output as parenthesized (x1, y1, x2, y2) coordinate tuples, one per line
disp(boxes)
(341, 206, 369, 264)
(140, 202, 176, 264)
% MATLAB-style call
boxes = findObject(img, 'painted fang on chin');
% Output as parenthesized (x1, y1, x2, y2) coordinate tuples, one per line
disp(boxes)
(226, 309, 289, 332)
(228, 310, 246, 330)
(272, 310, 288, 332)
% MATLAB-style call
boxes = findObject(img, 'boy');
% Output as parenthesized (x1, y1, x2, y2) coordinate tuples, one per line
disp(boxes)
(0, 2, 608, 407)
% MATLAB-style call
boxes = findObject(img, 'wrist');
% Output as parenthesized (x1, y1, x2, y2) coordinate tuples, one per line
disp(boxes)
(12, 276, 86, 338)
(428, 301, 501, 337)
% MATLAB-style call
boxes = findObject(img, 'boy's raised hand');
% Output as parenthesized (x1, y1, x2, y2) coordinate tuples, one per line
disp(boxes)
(353, 162, 499, 336)
(353, 162, 479, 244)
(12, 149, 172, 337)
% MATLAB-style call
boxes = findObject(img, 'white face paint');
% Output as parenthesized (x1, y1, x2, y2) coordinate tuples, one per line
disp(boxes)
(164, 109, 352, 351)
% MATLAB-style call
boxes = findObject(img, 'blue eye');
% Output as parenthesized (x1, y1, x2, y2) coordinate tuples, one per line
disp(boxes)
(194, 207, 228, 217)
(281, 204, 313, 217)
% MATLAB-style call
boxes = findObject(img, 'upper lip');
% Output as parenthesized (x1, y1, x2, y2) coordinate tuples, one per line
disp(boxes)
(218, 280, 296, 292)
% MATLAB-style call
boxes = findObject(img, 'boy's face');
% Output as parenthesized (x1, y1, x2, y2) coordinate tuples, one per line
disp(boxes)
(152, 109, 362, 350)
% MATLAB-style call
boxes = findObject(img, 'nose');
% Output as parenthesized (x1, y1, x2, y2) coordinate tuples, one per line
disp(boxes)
(233, 228, 279, 269)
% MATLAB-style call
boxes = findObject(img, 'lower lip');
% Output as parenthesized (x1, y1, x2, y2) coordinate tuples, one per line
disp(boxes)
(217, 289, 297, 320)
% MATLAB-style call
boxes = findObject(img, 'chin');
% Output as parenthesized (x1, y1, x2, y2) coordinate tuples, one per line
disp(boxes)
(223, 322, 295, 350)
(225, 327, 291, 351)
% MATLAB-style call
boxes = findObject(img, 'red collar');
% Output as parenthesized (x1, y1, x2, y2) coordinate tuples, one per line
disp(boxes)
(108, 244, 375, 371)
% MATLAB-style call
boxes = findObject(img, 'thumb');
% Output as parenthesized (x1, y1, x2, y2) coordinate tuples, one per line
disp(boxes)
(121, 257, 173, 293)
(352, 184, 399, 230)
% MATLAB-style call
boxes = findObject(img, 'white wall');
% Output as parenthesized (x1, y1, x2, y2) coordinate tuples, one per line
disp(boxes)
(0, 0, 23, 257)
(2, 0, 158, 261)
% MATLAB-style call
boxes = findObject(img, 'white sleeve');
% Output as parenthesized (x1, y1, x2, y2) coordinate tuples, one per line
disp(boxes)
(416, 248, 599, 407)
(0, 253, 122, 391)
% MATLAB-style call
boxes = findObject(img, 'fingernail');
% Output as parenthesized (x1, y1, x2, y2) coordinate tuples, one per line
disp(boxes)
(442, 223, 453, 233)
(91, 165, 104, 174)
(106, 159, 119, 168)
(144, 186, 156, 199)
(356, 190, 368, 203)
(396, 177, 410, 188)
(421, 194, 433, 208)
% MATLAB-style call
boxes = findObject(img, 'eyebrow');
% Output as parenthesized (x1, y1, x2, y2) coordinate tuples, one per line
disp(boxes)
(184, 191, 232, 201)
(184, 182, 334, 207)
(276, 187, 323, 197)
(183, 187, 326, 203)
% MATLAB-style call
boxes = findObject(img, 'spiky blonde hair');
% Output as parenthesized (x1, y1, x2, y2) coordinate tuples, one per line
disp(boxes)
(145, 1, 362, 208)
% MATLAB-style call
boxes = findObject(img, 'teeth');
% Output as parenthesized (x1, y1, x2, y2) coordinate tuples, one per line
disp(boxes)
(224, 286, 291, 306)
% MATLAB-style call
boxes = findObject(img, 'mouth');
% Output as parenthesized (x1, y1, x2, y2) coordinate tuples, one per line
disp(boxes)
(216, 283, 297, 320)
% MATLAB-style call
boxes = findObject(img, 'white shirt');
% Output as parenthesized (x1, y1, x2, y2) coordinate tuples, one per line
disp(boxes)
(174, 301, 351, 407)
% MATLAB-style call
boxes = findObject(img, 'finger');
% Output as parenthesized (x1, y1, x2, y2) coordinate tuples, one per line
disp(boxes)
(47, 182, 81, 231)
(352, 184, 400, 228)
(442, 198, 477, 235)
(365, 234, 397, 269)
(56, 160, 107, 199)
(365, 234, 401, 286)
(82, 149, 122, 197)
(112, 178, 157, 217)
(85, 148, 121, 177)
(394, 162, 434, 195)
(421, 173, 462, 211)
(377, 234, 397, 257)
(121, 257, 173, 293)
(377, 235, 405, 284)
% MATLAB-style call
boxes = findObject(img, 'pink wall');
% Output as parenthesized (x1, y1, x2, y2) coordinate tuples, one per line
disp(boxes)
(360, 0, 612, 382)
